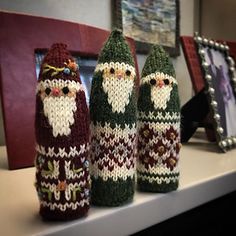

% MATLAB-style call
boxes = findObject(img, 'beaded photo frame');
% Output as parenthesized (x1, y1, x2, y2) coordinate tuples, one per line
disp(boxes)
(194, 33, 236, 152)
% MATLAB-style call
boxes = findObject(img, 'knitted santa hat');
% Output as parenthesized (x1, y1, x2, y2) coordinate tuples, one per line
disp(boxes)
(89, 29, 137, 206)
(34, 43, 90, 220)
(137, 45, 181, 192)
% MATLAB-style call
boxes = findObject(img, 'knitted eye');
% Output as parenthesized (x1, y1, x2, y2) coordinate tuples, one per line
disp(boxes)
(163, 79, 170, 85)
(45, 88, 51, 95)
(62, 86, 69, 94)
(125, 70, 131, 76)
(110, 68, 115, 74)
(150, 79, 156, 85)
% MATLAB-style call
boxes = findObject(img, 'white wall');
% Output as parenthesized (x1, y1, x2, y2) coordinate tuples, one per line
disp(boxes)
(0, 0, 196, 145)
(201, 0, 236, 41)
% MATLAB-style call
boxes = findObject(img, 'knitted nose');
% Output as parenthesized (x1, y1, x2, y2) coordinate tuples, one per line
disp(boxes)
(117, 71, 123, 80)
(157, 80, 164, 88)
(52, 87, 60, 96)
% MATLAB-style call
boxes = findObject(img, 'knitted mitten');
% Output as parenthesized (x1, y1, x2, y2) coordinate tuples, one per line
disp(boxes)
(89, 29, 137, 206)
(34, 43, 90, 220)
(137, 45, 181, 192)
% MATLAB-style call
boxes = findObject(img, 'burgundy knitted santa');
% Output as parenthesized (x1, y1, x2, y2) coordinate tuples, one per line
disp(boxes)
(34, 43, 90, 221)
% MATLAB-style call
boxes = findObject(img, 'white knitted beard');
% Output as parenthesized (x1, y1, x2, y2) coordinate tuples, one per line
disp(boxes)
(43, 96, 77, 137)
(102, 77, 134, 113)
(151, 86, 172, 110)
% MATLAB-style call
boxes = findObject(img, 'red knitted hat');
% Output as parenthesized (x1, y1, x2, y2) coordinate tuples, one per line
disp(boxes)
(39, 43, 79, 82)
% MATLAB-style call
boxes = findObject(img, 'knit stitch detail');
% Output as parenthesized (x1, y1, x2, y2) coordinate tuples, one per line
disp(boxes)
(141, 45, 175, 78)
(97, 29, 135, 66)
(90, 71, 137, 129)
(40, 199, 89, 211)
(90, 29, 137, 206)
(36, 79, 84, 93)
(138, 111, 180, 123)
(141, 72, 177, 85)
(137, 44, 181, 193)
(35, 43, 90, 221)
(36, 143, 90, 159)
(90, 122, 136, 181)
(91, 176, 135, 206)
(137, 178, 179, 193)
(95, 62, 136, 77)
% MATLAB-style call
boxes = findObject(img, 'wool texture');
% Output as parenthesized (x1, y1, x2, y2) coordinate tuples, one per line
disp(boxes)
(34, 43, 90, 221)
(137, 45, 181, 192)
(89, 29, 137, 206)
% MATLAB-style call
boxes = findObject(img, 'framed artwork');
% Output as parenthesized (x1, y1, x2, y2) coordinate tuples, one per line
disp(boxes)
(194, 34, 236, 152)
(0, 11, 139, 169)
(114, 0, 180, 57)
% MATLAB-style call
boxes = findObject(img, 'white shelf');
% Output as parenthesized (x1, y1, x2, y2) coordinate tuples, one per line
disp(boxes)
(0, 129, 236, 236)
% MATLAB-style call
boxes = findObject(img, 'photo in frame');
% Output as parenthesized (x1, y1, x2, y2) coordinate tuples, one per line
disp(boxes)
(194, 34, 236, 152)
(114, 0, 180, 56)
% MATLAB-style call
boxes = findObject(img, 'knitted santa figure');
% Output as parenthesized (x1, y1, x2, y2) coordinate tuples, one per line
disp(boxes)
(34, 43, 90, 220)
(89, 29, 137, 206)
(137, 45, 181, 192)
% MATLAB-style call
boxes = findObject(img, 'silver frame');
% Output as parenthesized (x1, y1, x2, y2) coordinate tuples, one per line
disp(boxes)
(194, 32, 236, 152)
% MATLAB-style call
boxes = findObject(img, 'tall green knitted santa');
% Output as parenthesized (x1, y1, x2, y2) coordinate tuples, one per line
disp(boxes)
(89, 29, 137, 206)
(137, 45, 181, 192)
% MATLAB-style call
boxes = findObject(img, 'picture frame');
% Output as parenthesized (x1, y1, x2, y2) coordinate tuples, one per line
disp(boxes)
(0, 11, 139, 169)
(194, 33, 236, 152)
(114, 0, 180, 57)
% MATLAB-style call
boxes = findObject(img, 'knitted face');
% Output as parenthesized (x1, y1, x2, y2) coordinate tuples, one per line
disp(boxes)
(141, 72, 177, 110)
(96, 62, 136, 113)
(37, 75, 84, 137)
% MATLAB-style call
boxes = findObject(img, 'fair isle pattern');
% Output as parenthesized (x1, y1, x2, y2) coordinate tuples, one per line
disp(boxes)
(90, 122, 136, 181)
(36, 143, 90, 158)
(35, 143, 90, 213)
(138, 111, 180, 123)
(41, 199, 89, 211)
(41, 160, 60, 179)
(137, 115, 181, 191)
(40, 182, 88, 201)
(138, 163, 179, 176)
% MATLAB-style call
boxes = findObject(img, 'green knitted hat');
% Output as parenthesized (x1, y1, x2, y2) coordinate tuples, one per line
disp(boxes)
(142, 45, 175, 78)
(98, 29, 135, 66)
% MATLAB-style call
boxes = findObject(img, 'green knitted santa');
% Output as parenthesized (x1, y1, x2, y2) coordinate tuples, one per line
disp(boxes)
(89, 29, 137, 206)
(137, 45, 181, 192)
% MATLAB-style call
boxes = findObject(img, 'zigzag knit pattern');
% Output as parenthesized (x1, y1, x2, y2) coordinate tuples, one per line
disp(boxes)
(89, 30, 137, 206)
(34, 43, 90, 221)
(137, 45, 181, 193)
